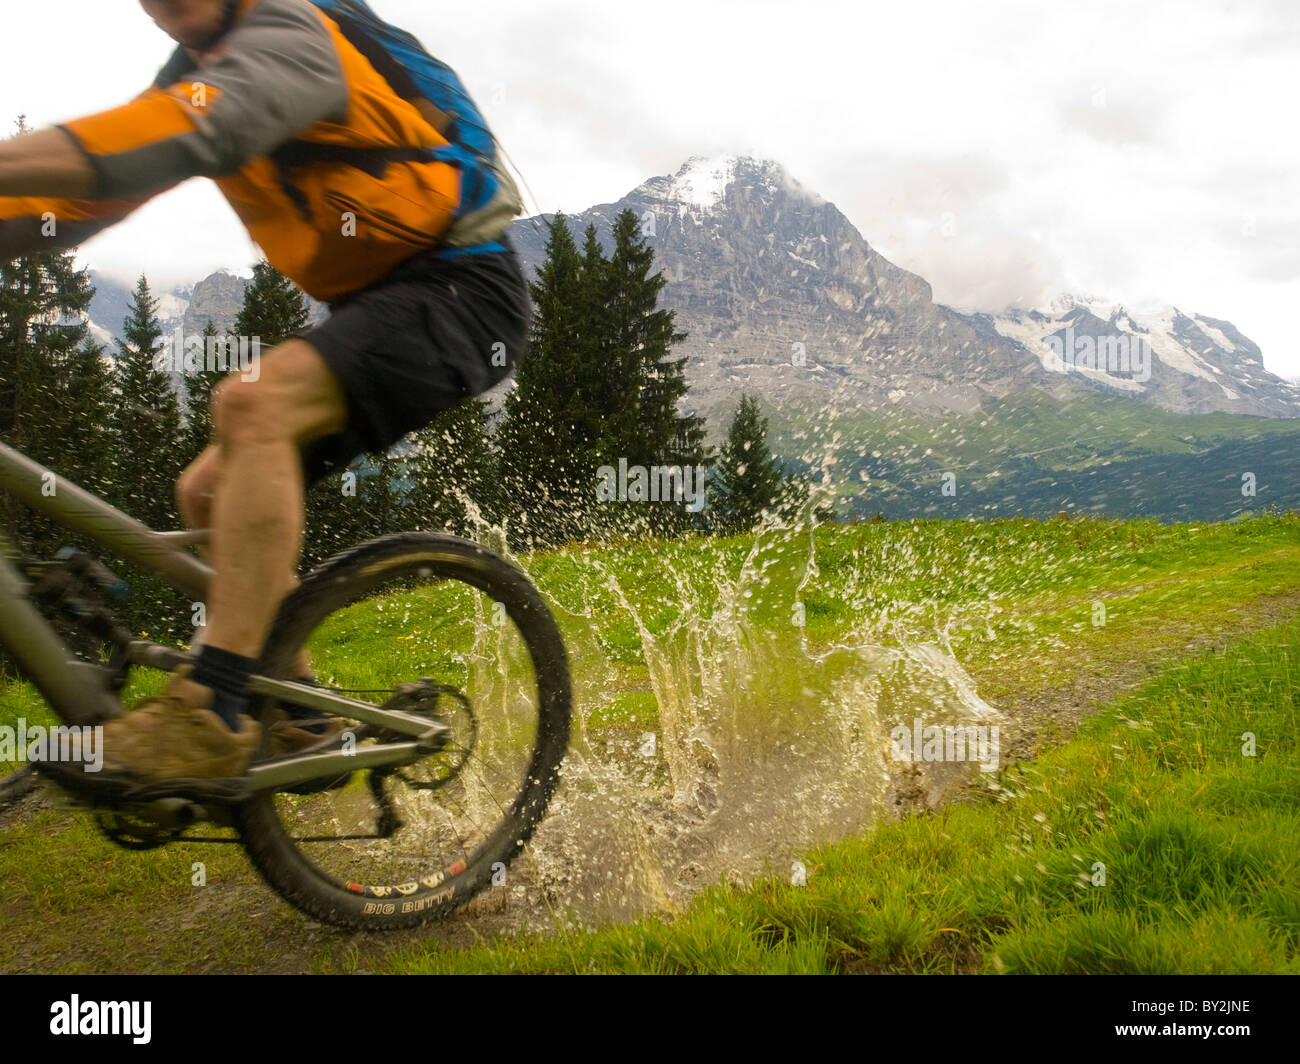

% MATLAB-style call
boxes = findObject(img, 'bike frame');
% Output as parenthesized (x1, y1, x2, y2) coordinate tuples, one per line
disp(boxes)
(0, 440, 447, 792)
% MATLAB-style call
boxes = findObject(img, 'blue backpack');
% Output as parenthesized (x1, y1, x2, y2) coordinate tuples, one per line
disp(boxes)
(304, 0, 522, 252)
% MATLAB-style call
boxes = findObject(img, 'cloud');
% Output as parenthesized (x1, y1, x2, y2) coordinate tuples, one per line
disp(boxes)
(1058, 98, 1158, 145)
(2, 0, 1296, 377)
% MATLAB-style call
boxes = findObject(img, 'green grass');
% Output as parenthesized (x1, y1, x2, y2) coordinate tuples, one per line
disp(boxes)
(383, 615, 1299, 974)
(1, 511, 1298, 972)
(763, 386, 1300, 474)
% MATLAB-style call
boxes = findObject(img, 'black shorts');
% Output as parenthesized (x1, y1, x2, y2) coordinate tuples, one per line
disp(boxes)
(297, 239, 530, 486)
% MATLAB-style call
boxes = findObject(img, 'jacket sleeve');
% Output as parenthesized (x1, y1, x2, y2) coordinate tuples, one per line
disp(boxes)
(0, 187, 151, 259)
(0, 0, 349, 256)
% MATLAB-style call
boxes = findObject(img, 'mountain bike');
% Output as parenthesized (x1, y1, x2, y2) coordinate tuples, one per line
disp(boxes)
(0, 440, 571, 930)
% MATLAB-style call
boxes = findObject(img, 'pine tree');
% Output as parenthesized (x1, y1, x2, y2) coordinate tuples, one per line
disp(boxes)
(711, 392, 786, 533)
(226, 261, 342, 561)
(300, 453, 405, 570)
(233, 259, 309, 348)
(53, 338, 115, 498)
(496, 212, 597, 546)
(102, 276, 188, 639)
(0, 116, 119, 669)
(597, 210, 707, 537)
(109, 276, 184, 531)
(578, 223, 623, 460)
(227, 259, 401, 566)
(496, 210, 710, 544)
(606, 211, 703, 461)
(0, 137, 114, 550)
(180, 320, 229, 465)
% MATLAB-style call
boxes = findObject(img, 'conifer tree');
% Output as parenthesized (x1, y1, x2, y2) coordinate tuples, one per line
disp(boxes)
(496, 212, 595, 545)
(578, 223, 622, 460)
(224, 259, 405, 564)
(605, 209, 704, 466)
(711, 392, 785, 533)
(597, 210, 707, 537)
(109, 276, 184, 531)
(180, 319, 229, 465)
(54, 338, 115, 497)
(102, 276, 187, 638)
(234, 259, 309, 348)
(224, 260, 350, 563)
(0, 132, 114, 548)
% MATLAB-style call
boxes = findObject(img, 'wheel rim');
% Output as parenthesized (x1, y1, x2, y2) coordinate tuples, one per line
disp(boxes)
(249, 542, 568, 914)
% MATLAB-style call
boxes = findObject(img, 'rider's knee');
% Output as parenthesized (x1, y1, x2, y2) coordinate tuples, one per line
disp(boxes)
(211, 375, 283, 446)
(175, 467, 203, 523)
(176, 458, 214, 526)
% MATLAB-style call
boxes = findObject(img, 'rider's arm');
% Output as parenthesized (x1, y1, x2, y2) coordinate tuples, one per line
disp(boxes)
(0, 127, 148, 259)
(0, 0, 349, 258)
(0, 128, 95, 198)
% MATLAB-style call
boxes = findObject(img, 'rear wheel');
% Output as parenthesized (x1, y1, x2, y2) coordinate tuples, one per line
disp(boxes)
(235, 533, 571, 930)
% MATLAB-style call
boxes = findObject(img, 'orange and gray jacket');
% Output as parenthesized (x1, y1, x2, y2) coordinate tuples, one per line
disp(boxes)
(0, 0, 522, 303)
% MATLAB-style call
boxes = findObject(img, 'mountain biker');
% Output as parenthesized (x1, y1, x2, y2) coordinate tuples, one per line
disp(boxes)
(0, 0, 530, 781)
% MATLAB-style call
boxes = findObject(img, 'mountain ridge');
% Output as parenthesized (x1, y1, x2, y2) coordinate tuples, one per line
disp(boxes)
(508, 153, 1299, 422)
(83, 153, 1296, 420)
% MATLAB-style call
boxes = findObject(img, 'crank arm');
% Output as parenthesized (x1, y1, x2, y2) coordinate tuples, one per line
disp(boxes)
(125, 640, 189, 672)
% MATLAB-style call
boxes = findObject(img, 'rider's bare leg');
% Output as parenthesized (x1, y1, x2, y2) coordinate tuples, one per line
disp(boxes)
(179, 341, 346, 718)
(176, 444, 310, 677)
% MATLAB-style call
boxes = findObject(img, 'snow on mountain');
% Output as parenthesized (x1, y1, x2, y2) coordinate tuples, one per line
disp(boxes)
(512, 154, 1300, 421)
(988, 298, 1300, 415)
(153, 290, 192, 325)
(663, 153, 738, 210)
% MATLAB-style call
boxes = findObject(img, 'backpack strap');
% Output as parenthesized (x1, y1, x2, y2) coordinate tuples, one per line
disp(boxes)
(318, 2, 459, 139)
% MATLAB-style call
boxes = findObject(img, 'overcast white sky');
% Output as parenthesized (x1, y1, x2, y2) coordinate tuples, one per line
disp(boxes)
(3, 0, 1297, 377)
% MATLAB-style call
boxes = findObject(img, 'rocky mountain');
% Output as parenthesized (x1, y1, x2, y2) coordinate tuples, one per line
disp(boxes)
(72, 153, 1299, 520)
(987, 297, 1297, 417)
(85, 155, 1297, 425)
(508, 155, 1300, 425)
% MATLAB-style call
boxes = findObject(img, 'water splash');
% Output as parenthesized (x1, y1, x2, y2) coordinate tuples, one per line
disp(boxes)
(440, 486, 1006, 930)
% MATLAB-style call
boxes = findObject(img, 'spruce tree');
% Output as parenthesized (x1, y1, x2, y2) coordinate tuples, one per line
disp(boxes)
(711, 392, 785, 533)
(104, 276, 188, 639)
(496, 212, 596, 546)
(233, 259, 309, 348)
(53, 338, 115, 498)
(109, 276, 184, 530)
(225, 261, 345, 562)
(180, 319, 229, 465)
(578, 223, 622, 460)
(0, 157, 114, 549)
(599, 209, 707, 537)
(605, 210, 703, 465)
(225, 259, 402, 565)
